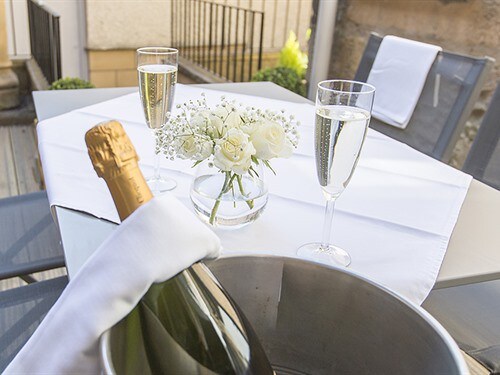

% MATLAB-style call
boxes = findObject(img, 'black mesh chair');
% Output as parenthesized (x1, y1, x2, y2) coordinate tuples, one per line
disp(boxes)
(354, 32, 494, 163)
(0, 276, 68, 371)
(0, 191, 66, 283)
(462, 83, 500, 190)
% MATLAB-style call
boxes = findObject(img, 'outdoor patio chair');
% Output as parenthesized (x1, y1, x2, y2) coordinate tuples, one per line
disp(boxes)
(462, 83, 500, 190)
(0, 275, 68, 372)
(354, 32, 494, 163)
(423, 279, 500, 374)
(0, 191, 66, 283)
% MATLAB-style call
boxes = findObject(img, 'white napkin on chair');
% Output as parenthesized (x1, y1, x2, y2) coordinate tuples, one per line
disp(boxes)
(367, 35, 442, 129)
(4, 194, 221, 374)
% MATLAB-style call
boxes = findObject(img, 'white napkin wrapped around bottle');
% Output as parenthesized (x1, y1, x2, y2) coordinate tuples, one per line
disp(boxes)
(4, 194, 221, 374)
(367, 35, 442, 129)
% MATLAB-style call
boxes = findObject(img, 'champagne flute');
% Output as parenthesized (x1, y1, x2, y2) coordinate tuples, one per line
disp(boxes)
(137, 47, 178, 193)
(298, 80, 375, 267)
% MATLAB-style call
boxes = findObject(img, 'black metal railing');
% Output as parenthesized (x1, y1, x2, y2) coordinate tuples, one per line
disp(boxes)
(27, 0, 61, 84)
(171, 0, 264, 82)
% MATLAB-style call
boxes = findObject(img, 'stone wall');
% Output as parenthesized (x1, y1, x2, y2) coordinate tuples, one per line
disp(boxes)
(85, 1, 312, 88)
(86, 2, 172, 50)
(328, 0, 500, 167)
(88, 50, 138, 88)
(86, 1, 312, 52)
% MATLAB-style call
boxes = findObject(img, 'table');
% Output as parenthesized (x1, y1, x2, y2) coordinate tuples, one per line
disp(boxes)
(33, 82, 500, 290)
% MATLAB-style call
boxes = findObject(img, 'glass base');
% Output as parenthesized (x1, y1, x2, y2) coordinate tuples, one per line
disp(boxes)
(297, 243, 351, 267)
(146, 176, 177, 194)
(189, 162, 268, 229)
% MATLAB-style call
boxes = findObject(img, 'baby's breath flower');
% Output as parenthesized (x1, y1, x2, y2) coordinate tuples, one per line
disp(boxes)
(156, 94, 299, 175)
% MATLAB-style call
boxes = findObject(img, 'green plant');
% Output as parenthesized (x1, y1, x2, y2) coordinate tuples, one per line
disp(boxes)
(252, 66, 306, 96)
(279, 31, 308, 78)
(49, 77, 95, 90)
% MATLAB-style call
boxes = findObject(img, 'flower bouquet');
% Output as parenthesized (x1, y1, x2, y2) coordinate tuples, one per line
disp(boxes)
(157, 94, 299, 227)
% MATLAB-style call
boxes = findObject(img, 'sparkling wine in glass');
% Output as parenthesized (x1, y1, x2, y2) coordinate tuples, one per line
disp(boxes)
(298, 80, 375, 267)
(137, 47, 178, 193)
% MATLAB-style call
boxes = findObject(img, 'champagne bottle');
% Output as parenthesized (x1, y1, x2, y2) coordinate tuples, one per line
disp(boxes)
(85, 121, 274, 375)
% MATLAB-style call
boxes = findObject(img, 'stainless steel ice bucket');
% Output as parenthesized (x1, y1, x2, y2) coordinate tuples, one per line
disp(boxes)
(100, 256, 466, 374)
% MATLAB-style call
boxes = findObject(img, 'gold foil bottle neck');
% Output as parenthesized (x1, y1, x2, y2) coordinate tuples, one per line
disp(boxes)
(86, 120, 139, 180)
(85, 120, 153, 221)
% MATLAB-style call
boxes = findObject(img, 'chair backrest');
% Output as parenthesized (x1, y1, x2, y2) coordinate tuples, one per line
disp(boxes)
(0, 276, 68, 371)
(354, 32, 494, 163)
(462, 83, 500, 190)
(0, 191, 65, 280)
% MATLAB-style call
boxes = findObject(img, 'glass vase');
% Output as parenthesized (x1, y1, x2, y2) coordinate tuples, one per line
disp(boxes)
(190, 162, 268, 229)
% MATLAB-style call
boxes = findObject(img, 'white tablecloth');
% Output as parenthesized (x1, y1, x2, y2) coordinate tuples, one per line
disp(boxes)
(37, 84, 472, 305)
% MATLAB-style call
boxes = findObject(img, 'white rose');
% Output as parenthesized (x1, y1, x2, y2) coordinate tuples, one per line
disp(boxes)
(190, 113, 207, 131)
(214, 128, 255, 174)
(213, 107, 243, 136)
(177, 134, 197, 159)
(250, 119, 293, 160)
(240, 120, 259, 136)
(177, 134, 213, 161)
(192, 111, 223, 136)
(225, 110, 243, 128)
(196, 140, 213, 160)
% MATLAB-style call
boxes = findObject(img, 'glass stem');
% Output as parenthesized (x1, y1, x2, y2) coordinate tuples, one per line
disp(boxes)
(152, 129, 161, 181)
(321, 197, 337, 250)
(154, 153, 161, 181)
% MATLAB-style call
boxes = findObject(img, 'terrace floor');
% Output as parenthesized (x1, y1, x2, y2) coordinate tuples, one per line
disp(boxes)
(0, 124, 40, 199)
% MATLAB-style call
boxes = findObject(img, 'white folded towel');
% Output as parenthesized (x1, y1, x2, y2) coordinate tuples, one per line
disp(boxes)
(367, 35, 442, 129)
(4, 194, 221, 374)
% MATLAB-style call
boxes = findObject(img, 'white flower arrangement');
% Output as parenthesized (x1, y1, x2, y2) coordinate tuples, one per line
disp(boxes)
(156, 93, 300, 224)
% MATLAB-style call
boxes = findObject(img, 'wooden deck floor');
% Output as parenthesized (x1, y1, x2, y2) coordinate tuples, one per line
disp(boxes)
(0, 125, 41, 199)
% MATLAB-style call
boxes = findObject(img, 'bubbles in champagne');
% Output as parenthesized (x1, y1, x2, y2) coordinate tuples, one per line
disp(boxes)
(138, 64, 177, 129)
(315, 105, 370, 198)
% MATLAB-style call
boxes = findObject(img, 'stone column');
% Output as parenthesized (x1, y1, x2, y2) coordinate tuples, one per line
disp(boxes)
(0, 0, 20, 110)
